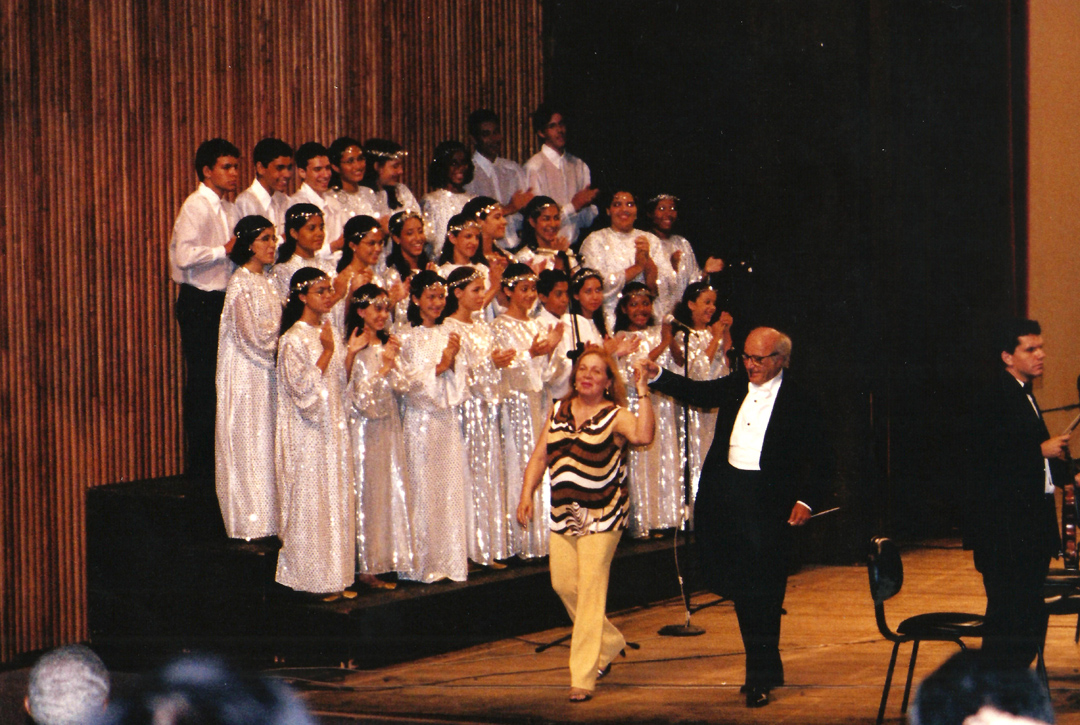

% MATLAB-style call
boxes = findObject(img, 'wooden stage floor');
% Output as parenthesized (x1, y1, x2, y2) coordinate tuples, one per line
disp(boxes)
(275, 541, 1080, 724)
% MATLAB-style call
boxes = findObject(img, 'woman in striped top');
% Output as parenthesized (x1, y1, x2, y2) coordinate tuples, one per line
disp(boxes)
(516, 346, 655, 702)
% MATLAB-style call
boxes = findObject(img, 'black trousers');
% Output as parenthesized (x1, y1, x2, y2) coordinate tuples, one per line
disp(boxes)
(175, 284, 226, 481)
(699, 465, 789, 688)
(980, 494, 1056, 669)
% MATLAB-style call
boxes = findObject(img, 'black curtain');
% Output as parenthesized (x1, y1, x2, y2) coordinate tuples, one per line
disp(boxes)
(542, 0, 1025, 560)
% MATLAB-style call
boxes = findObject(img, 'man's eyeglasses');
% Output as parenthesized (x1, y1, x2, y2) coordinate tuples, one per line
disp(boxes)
(740, 352, 780, 365)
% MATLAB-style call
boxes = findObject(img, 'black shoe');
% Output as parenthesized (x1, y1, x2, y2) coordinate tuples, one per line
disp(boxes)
(745, 686, 770, 708)
(597, 662, 612, 680)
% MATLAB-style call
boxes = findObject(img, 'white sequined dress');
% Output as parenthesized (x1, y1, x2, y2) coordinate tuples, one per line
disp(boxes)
(268, 255, 338, 304)
(274, 321, 355, 593)
(579, 227, 678, 333)
(215, 266, 282, 540)
(618, 326, 685, 537)
(398, 324, 470, 582)
(675, 328, 730, 516)
(442, 316, 508, 565)
(491, 315, 569, 558)
(421, 189, 473, 259)
(346, 343, 415, 576)
(659, 234, 704, 320)
(327, 186, 379, 220)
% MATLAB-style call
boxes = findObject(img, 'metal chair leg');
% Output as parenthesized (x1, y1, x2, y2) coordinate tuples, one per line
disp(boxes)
(900, 639, 920, 715)
(877, 640, 902, 725)
(1074, 612, 1079, 644)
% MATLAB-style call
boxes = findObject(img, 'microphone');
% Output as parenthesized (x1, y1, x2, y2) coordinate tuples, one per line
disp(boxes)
(663, 313, 692, 333)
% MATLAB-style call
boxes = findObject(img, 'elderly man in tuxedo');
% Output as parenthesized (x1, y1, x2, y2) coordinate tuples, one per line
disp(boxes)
(642, 326, 832, 707)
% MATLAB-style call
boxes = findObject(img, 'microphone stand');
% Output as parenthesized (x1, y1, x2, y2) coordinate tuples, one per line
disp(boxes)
(659, 322, 706, 637)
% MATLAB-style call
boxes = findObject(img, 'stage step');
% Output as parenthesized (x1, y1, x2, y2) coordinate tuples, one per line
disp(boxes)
(88, 476, 688, 671)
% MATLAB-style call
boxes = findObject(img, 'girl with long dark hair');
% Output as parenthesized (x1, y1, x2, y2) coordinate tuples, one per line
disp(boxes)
(274, 267, 355, 600)
(268, 204, 338, 302)
(421, 140, 475, 258)
(360, 138, 421, 223)
(215, 215, 281, 541)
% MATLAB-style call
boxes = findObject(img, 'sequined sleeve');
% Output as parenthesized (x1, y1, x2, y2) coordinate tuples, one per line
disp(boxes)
(278, 330, 330, 423)
(398, 327, 467, 408)
(686, 329, 729, 380)
(346, 345, 399, 418)
(225, 271, 281, 369)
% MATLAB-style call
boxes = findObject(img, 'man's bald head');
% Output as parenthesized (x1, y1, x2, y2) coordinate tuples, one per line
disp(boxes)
(743, 327, 791, 385)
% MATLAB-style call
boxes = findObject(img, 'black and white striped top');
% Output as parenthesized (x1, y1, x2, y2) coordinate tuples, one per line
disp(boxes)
(546, 400, 629, 536)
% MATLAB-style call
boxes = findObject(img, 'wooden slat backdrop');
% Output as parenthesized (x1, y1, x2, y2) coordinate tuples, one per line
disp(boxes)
(0, 0, 544, 663)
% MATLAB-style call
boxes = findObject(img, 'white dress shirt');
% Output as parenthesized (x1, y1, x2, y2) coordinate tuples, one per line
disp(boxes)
(466, 151, 527, 248)
(235, 179, 290, 244)
(523, 145, 597, 245)
(729, 371, 784, 471)
(169, 182, 240, 291)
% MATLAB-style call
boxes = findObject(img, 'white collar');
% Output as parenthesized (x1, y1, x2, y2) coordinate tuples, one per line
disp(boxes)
(473, 151, 496, 175)
(297, 182, 326, 208)
(749, 370, 784, 396)
(197, 182, 224, 207)
(541, 144, 565, 167)
(247, 179, 272, 207)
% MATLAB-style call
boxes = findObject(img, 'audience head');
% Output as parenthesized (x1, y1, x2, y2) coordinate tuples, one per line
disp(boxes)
(344, 283, 391, 344)
(97, 653, 315, 725)
(194, 139, 240, 193)
(229, 215, 275, 266)
(467, 108, 502, 159)
(328, 136, 366, 190)
(277, 204, 324, 264)
(252, 138, 294, 194)
(909, 650, 1053, 725)
(407, 270, 447, 327)
(427, 140, 474, 191)
(294, 142, 332, 194)
(25, 644, 110, 725)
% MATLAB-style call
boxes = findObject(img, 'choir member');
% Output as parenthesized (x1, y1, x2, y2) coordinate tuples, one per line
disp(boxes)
(514, 196, 574, 274)
(670, 282, 733, 510)
(644, 194, 724, 318)
(580, 189, 677, 333)
(343, 284, 412, 589)
(465, 109, 534, 249)
(437, 214, 503, 317)
(274, 267, 355, 600)
(169, 138, 242, 481)
(235, 138, 293, 243)
(289, 142, 344, 258)
(492, 264, 565, 558)
(268, 204, 337, 303)
(334, 215, 406, 332)
(612, 283, 683, 538)
(360, 138, 422, 222)
(421, 140, 475, 258)
(398, 271, 469, 583)
(215, 215, 282, 540)
(442, 267, 515, 568)
(523, 104, 598, 245)
(382, 210, 433, 328)
(328, 136, 379, 220)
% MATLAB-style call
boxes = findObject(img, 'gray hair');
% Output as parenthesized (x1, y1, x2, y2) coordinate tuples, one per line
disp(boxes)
(26, 645, 110, 725)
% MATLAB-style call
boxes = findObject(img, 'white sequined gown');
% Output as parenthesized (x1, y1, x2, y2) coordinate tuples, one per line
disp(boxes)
(659, 234, 704, 320)
(398, 324, 470, 582)
(442, 317, 508, 565)
(492, 315, 568, 558)
(619, 326, 685, 537)
(327, 186, 379, 220)
(675, 328, 730, 516)
(579, 227, 678, 333)
(268, 255, 338, 304)
(274, 321, 355, 593)
(346, 343, 415, 576)
(215, 266, 282, 540)
(421, 189, 473, 259)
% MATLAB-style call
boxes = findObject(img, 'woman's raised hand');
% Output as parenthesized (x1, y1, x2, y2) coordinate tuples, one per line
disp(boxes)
(319, 321, 335, 353)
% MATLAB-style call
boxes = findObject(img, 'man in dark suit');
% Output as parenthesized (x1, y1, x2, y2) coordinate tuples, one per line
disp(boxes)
(973, 319, 1070, 669)
(642, 326, 832, 707)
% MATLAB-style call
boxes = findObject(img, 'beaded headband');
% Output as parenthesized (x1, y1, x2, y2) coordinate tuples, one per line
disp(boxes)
(502, 271, 538, 288)
(291, 275, 328, 294)
(448, 268, 485, 289)
(353, 289, 389, 306)
(620, 286, 656, 301)
(391, 210, 424, 229)
(287, 209, 322, 225)
(571, 267, 601, 285)
(369, 148, 408, 161)
(416, 280, 446, 294)
(474, 201, 500, 218)
(648, 193, 679, 206)
(447, 217, 482, 236)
